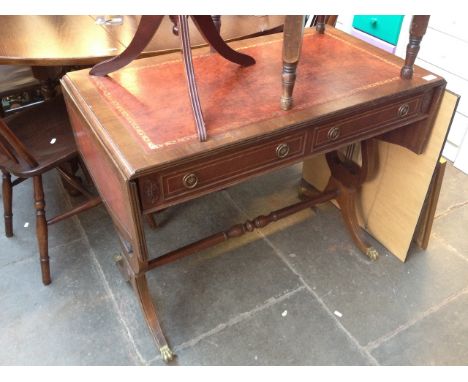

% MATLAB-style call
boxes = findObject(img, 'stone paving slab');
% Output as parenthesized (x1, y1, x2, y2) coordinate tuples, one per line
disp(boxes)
(0, 238, 138, 365)
(371, 291, 468, 365)
(151, 288, 373, 366)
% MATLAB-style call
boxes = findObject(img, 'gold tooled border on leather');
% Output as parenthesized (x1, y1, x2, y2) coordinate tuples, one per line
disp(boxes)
(92, 32, 402, 151)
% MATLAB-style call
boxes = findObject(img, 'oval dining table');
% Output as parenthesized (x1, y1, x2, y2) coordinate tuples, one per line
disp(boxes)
(0, 15, 285, 98)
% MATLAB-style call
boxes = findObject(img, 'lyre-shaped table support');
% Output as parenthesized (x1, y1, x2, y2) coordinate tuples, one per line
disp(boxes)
(300, 139, 380, 260)
(90, 15, 255, 142)
(324, 139, 380, 260)
(115, 139, 380, 362)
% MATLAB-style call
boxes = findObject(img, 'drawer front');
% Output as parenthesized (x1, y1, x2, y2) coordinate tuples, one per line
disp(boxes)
(352, 15, 404, 45)
(139, 131, 307, 210)
(313, 96, 424, 149)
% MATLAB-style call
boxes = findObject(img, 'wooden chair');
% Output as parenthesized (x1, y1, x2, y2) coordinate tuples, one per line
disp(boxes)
(0, 95, 101, 285)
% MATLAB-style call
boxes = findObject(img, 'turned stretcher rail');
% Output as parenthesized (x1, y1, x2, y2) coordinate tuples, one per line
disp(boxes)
(147, 188, 338, 270)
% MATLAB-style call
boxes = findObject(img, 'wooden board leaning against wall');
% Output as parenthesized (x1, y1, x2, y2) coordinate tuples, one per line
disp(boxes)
(302, 90, 459, 262)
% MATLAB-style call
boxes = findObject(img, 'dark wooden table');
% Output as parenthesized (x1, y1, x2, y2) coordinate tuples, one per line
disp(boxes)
(61, 26, 445, 363)
(0, 16, 132, 97)
(0, 15, 284, 98)
(0, 16, 127, 66)
(0, 15, 285, 66)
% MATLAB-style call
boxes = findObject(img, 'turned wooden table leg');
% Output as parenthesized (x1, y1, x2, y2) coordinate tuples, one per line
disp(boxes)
(281, 15, 305, 111)
(31, 66, 63, 100)
(2, 170, 13, 238)
(37, 78, 56, 100)
(325, 140, 380, 261)
(401, 15, 430, 80)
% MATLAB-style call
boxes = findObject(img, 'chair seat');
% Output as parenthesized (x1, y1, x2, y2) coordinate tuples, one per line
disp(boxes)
(0, 96, 77, 177)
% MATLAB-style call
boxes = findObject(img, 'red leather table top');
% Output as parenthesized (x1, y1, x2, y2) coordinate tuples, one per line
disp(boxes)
(62, 27, 441, 177)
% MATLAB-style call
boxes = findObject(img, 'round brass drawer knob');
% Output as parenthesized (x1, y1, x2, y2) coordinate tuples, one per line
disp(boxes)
(276, 143, 290, 159)
(398, 103, 410, 117)
(327, 127, 341, 141)
(182, 173, 198, 189)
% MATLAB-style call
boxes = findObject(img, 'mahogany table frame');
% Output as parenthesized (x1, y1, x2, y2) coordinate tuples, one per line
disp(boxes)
(61, 25, 445, 363)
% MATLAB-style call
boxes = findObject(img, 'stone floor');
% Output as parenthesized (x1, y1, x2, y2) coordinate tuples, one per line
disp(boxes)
(1, 162, 467, 366)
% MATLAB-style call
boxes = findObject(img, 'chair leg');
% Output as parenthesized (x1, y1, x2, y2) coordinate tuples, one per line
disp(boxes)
(400, 16, 430, 80)
(281, 16, 305, 111)
(2, 170, 13, 237)
(315, 15, 326, 33)
(33, 175, 51, 285)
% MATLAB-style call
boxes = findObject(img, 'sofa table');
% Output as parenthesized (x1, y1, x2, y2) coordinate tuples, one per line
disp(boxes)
(61, 26, 445, 362)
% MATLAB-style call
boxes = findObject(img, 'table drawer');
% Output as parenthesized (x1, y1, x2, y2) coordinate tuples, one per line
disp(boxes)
(139, 131, 307, 210)
(313, 96, 424, 149)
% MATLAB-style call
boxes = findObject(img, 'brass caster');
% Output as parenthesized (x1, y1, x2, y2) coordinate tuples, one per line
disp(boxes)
(160, 345, 175, 363)
(366, 247, 379, 261)
(113, 254, 123, 263)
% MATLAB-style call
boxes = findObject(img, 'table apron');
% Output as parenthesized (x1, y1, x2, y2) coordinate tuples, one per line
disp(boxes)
(137, 90, 431, 214)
